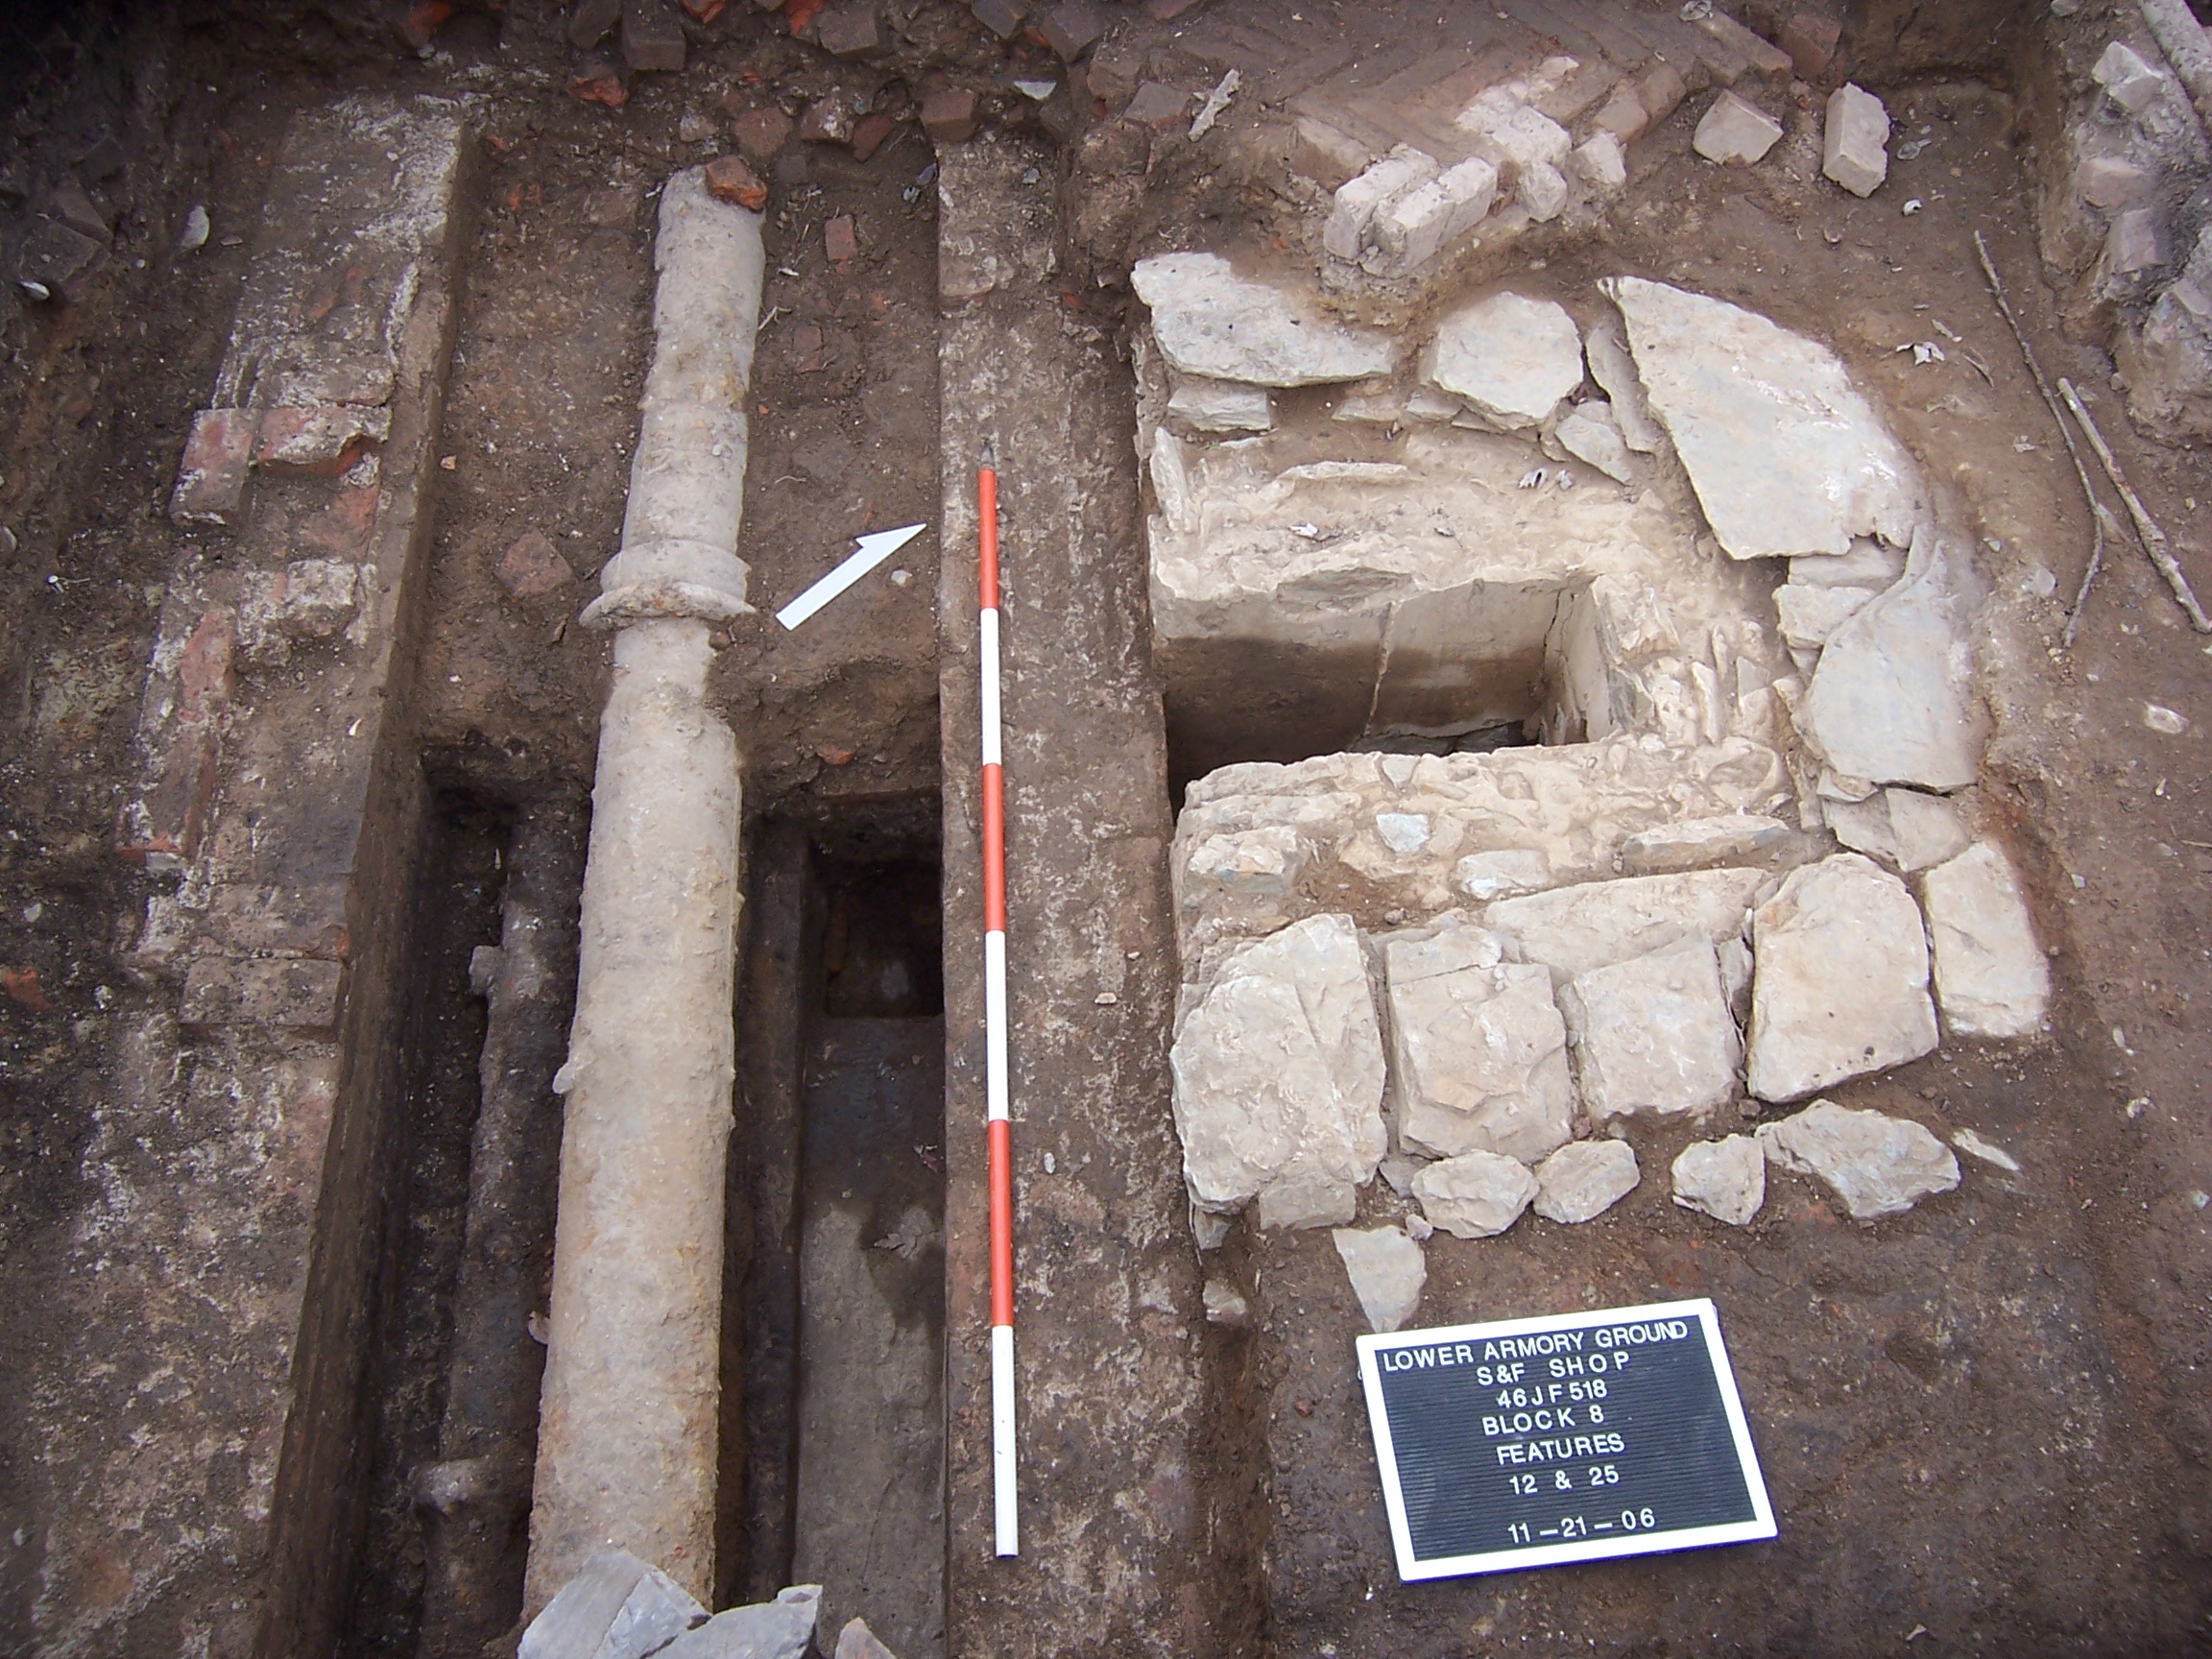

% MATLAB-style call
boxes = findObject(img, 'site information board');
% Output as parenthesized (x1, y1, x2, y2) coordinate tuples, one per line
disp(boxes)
(1357, 1297, 1775, 1580)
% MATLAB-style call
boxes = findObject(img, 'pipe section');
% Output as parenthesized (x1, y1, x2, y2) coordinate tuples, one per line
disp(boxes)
(524, 168, 764, 1612)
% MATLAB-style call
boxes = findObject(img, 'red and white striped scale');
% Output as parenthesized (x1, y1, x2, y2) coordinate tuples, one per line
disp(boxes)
(976, 445, 1019, 1557)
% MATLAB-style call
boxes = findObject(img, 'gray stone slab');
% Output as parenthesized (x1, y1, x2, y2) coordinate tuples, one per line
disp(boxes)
(1133, 252, 1401, 386)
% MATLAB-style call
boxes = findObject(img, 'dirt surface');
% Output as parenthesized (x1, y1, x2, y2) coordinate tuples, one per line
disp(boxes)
(5, 0, 2212, 1653)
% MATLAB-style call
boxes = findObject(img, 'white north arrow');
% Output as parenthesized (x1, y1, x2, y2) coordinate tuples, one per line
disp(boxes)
(775, 522, 927, 630)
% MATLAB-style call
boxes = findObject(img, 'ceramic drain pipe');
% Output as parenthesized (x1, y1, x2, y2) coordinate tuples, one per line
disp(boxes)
(522, 167, 762, 1613)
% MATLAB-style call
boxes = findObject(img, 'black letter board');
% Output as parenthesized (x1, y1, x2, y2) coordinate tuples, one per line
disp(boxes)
(1356, 1297, 1774, 1580)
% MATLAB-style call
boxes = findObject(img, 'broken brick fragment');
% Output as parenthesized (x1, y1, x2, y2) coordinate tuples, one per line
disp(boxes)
(170, 407, 257, 530)
(825, 214, 858, 263)
(850, 109, 897, 162)
(730, 106, 793, 160)
(704, 155, 769, 210)
(256, 404, 391, 476)
(799, 96, 854, 144)
(786, 0, 828, 32)
(920, 85, 979, 144)
(815, 4, 880, 56)
(971, 0, 1027, 38)
(569, 57, 631, 107)
(622, 0, 687, 70)
(678, 0, 728, 19)
(399, 0, 455, 49)
(2, 967, 54, 1014)
(1036, 0, 1101, 60)
(1123, 81, 1190, 130)
(495, 530, 578, 599)
(568, 0, 621, 46)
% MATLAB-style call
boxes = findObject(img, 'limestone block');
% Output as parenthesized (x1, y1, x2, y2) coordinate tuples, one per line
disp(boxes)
(2093, 40, 2166, 116)
(1532, 1138, 1640, 1222)
(1594, 84, 1650, 143)
(1617, 813, 1789, 877)
(835, 1619, 901, 1659)
(1745, 854, 1937, 1102)
(1572, 132, 1628, 192)
(2078, 153, 2152, 210)
(1170, 913, 1387, 1226)
(1800, 530, 1984, 790)
(1167, 373, 1274, 434)
(1821, 84, 1889, 197)
(1519, 160, 1570, 222)
(1485, 866, 1769, 986)
(1560, 938, 1740, 1123)
(1324, 147, 1439, 261)
(1694, 91, 1784, 165)
(1758, 1099, 1960, 1220)
(1775, 582, 1878, 650)
(1132, 252, 1400, 386)
(1671, 1135, 1765, 1225)
(1601, 276, 1925, 559)
(1332, 1226, 1427, 1333)
(1412, 1148, 1539, 1238)
(1455, 85, 1572, 173)
(1555, 400, 1634, 482)
(1790, 539, 1905, 589)
(1920, 841, 2050, 1038)
(1454, 848, 1552, 902)
(1424, 293, 1584, 431)
(1372, 156, 1500, 273)
(1383, 924, 1575, 1163)
(1826, 785, 1970, 873)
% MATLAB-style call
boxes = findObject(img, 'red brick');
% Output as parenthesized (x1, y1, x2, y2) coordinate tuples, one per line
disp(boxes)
(730, 106, 793, 161)
(169, 407, 257, 530)
(175, 607, 237, 720)
(204, 884, 352, 960)
(851, 110, 897, 162)
(1037, 0, 1101, 60)
(298, 485, 380, 558)
(568, 0, 621, 47)
(825, 214, 858, 263)
(971, 0, 1027, 38)
(704, 155, 769, 209)
(815, 4, 880, 56)
(921, 85, 979, 145)
(678, 0, 728, 18)
(398, 0, 454, 49)
(1123, 81, 1190, 130)
(1780, 11, 1842, 80)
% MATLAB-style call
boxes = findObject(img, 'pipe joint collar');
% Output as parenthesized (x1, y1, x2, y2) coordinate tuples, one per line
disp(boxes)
(581, 581, 755, 630)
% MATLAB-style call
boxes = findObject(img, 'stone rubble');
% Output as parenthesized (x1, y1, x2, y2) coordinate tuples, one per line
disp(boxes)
(1603, 276, 1926, 559)
(1203, 1278, 1251, 1326)
(1332, 1226, 1428, 1333)
(1693, 90, 1784, 165)
(1131, 252, 1400, 387)
(1558, 938, 1739, 1125)
(1822, 84, 1890, 197)
(1554, 399, 1635, 483)
(655, 1586, 823, 1659)
(1919, 842, 2051, 1039)
(1424, 293, 1585, 430)
(518, 1548, 706, 1659)
(1758, 1100, 1960, 1220)
(835, 1619, 902, 1659)
(1169, 913, 1387, 1229)
(1616, 813, 1790, 877)
(1382, 921, 1575, 1163)
(1745, 854, 1938, 1102)
(1166, 373, 1274, 434)
(1531, 1138, 1640, 1223)
(1486, 866, 1771, 986)
(1670, 1135, 1766, 1226)
(1824, 786, 1971, 873)
(1372, 156, 1501, 275)
(1325, 147, 1439, 261)
(1413, 1148, 1540, 1238)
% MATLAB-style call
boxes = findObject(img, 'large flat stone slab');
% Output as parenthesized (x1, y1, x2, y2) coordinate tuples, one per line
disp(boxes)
(1170, 913, 1387, 1227)
(1600, 276, 1925, 559)
(1132, 251, 1400, 387)
(1920, 841, 2050, 1038)
(1800, 530, 1984, 791)
(1485, 866, 1771, 986)
(1746, 854, 1937, 1102)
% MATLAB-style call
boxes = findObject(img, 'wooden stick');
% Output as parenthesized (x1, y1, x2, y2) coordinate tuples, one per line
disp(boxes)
(1972, 231, 2122, 644)
(2058, 375, 2212, 633)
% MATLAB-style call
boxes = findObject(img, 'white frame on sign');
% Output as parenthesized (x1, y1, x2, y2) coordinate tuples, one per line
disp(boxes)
(1356, 1296, 1777, 1582)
